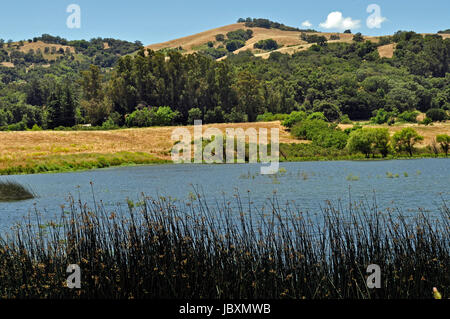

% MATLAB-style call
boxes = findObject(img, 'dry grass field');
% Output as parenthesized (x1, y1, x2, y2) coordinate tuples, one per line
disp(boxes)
(16, 41, 75, 53)
(0, 122, 298, 172)
(146, 23, 247, 53)
(0, 62, 14, 68)
(15, 41, 75, 61)
(377, 43, 396, 58)
(1, 121, 449, 174)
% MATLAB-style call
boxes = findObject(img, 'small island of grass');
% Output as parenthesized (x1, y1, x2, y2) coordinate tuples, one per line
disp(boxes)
(0, 180, 35, 201)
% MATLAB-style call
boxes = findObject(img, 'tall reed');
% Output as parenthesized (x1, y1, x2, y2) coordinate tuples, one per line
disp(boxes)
(0, 191, 448, 299)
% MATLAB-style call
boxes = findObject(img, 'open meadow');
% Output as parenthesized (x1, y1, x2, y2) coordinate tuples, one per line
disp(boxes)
(1, 121, 449, 175)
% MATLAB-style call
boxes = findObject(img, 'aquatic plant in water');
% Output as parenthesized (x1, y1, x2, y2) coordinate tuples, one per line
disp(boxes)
(0, 191, 447, 299)
(346, 173, 360, 181)
(0, 180, 35, 201)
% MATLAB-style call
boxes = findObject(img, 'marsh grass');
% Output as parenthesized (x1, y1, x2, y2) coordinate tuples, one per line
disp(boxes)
(0, 192, 448, 299)
(346, 173, 360, 181)
(0, 180, 35, 201)
(0, 152, 169, 175)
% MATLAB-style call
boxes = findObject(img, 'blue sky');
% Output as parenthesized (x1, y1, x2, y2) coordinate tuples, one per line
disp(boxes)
(0, 0, 448, 45)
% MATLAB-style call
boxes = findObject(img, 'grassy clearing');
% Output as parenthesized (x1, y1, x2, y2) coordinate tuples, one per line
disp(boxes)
(0, 122, 295, 175)
(1, 121, 449, 175)
(0, 180, 35, 201)
(0, 152, 169, 175)
(0, 192, 447, 299)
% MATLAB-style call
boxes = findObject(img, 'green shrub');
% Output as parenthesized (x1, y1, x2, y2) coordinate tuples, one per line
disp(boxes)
(291, 119, 331, 140)
(436, 134, 450, 156)
(370, 109, 395, 124)
(200, 47, 228, 59)
(126, 108, 152, 127)
(224, 107, 248, 123)
(392, 128, 424, 156)
(378, 36, 392, 45)
(353, 33, 364, 42)
(204, 106, 225, 124)
(254, 39, 279, 51)
(243, 18, 306, 31)
(340, 114, 353, 124)
(420, 117, 433, 125)
(398, 110, 420, 123)
(30, 124, 43, 131)
(0, 110, 9, 127)
(225, 40, 246, 52)
(101, 118, 119, 130)
(187, 108, 203, 124)
(256, 112, 273, 122)
(291, 118, 349, 149)
(226, 29, 253, 41)
(54, 126, 70, 131)
(257, 112, 289, 122)
(344, 125, 363, 135)
(347, 128, 391, 158)
(7, 121, 27, 131)
(312, 129, 348, 149)
(301, 34, 327, 45)
(152, 106, 180, 126)
(281, 111, 307, 128)
(215, 34, 225, 42)
(126, 106, 179, 127)
(307, 112, 328, 121)
(312, 101, 342, 122)
(107, 112, 124, 126)
(426, 108, 447, 122)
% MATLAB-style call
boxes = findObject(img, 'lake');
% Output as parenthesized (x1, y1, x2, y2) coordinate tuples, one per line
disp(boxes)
(0, 158, 449, 233)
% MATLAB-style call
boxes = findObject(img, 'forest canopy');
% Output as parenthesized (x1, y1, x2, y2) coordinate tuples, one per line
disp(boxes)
(0, 30, 449, 131)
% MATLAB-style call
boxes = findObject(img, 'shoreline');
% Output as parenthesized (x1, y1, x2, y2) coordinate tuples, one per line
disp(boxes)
(0, 151, 447, 176)
(2, 122, 449, 176)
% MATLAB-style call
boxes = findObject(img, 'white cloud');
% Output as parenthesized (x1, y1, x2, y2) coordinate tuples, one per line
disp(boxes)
(366, 4, 387, 29)
(301, 20, 312, 28)
(319, 11, 361, 31)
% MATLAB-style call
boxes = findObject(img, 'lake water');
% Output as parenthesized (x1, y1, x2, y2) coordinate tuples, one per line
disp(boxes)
(0, 158, 449, 233)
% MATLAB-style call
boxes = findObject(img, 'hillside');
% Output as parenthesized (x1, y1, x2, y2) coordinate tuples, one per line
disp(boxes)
(0, 36, 142, 69)
(146, 22, 450, 60)
(146, 23, 370, 59)
(2, 23, 448, 69)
